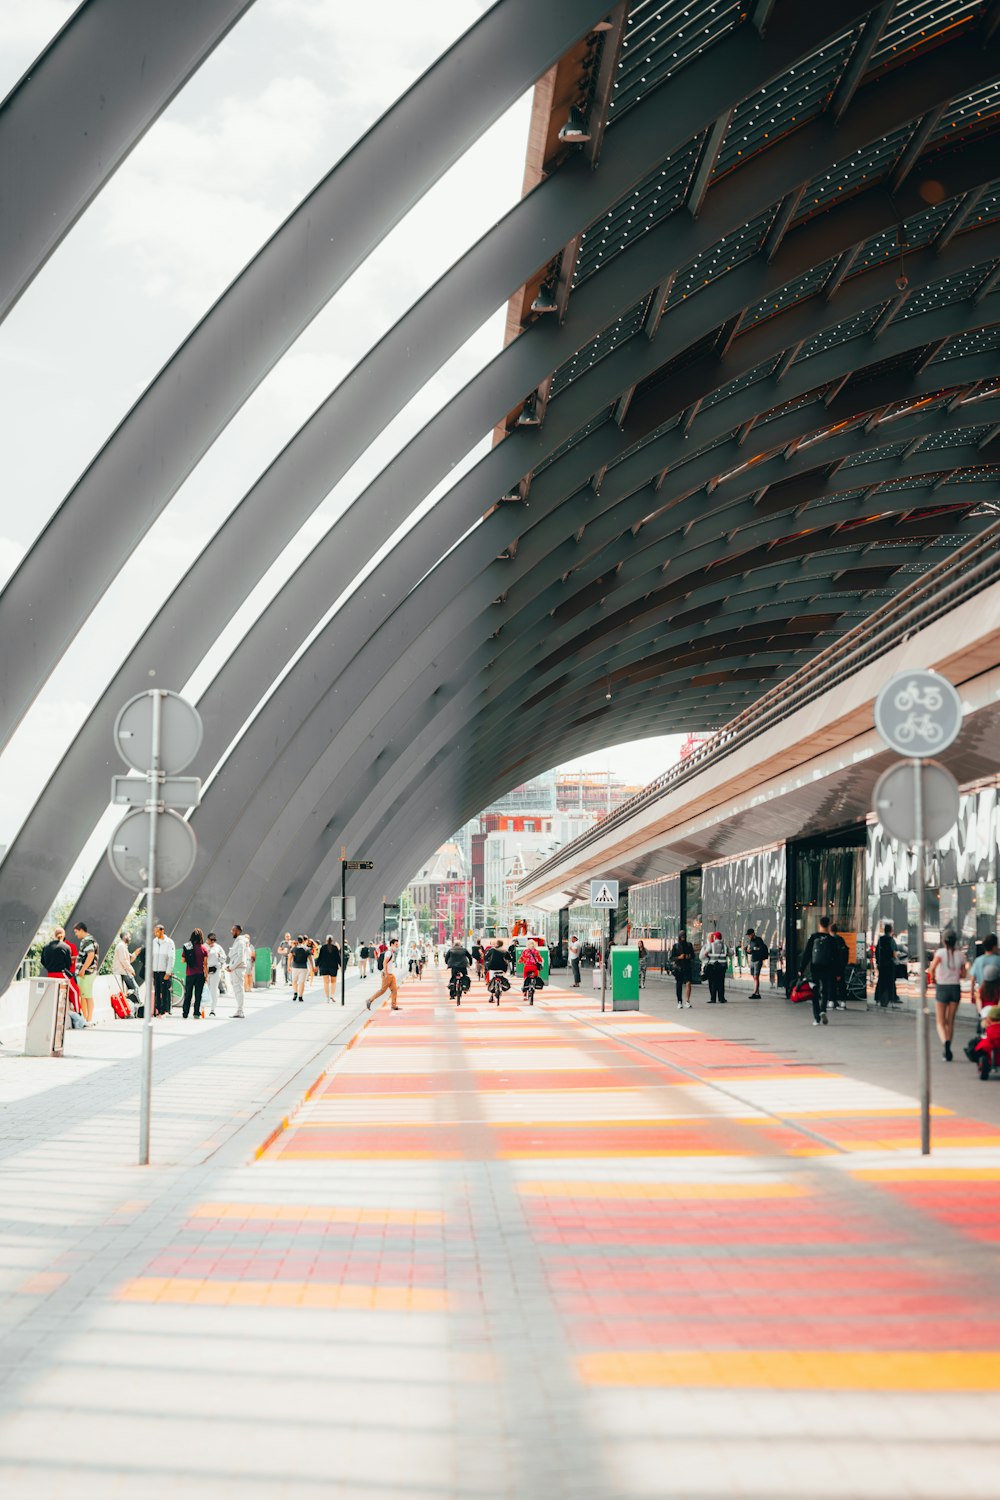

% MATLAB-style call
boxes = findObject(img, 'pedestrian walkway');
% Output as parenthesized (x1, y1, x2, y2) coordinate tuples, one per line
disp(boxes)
(2, 966, 1000, 1496)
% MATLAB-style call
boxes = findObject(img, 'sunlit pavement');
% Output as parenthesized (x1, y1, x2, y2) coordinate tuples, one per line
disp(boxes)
(3, 966, 1000, 1496)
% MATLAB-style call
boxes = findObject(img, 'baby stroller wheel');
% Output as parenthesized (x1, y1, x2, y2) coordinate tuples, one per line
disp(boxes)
(979, 1053, 991, 1081)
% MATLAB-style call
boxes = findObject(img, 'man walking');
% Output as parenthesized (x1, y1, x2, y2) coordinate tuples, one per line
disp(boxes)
(669, 929, 695, 1009)
(367, 937, 400, 1011)
(801, 916, 837, 1026)
(744, 928, 768, 1000)
(569, 933, 581, 988)
(227, 924, 252, 1018)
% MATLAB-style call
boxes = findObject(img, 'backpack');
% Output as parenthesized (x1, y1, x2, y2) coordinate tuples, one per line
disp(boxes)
(811, 931, 835, 969)
(376, 951, 385, 970)
(749, 936, 767, 962)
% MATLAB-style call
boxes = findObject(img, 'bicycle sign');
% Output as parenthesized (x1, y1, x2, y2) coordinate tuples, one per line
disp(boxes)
(874, 669, 962, 758)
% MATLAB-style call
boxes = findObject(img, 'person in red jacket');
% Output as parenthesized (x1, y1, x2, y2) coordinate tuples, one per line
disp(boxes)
(520, 939, 543, 999)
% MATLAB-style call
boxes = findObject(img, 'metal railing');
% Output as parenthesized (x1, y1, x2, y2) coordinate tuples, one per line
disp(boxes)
(520, 518, 1000, 892)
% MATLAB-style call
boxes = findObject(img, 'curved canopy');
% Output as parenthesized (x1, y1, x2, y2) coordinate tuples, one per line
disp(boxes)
(2, 0, 1000, 975)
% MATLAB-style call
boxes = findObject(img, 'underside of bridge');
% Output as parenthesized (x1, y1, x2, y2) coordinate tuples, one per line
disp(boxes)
(2, 0, 1000, 976)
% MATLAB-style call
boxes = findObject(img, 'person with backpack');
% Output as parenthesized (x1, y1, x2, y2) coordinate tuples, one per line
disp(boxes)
(928, 931, 967, 1061)
(800, 917, 837, 1025)
(744, 928, 768, 999)
(874, 922, 901, 1008)
(669, 930, 695, 1009)
(444, 937, 472, 1003)
(700, 930, 729, 1004)
(367, 937, 400, 1010)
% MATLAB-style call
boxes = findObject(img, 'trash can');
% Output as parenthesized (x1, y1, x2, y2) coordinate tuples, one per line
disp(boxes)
(24, 978, 69, 1056)
(509, 945, 550, 984)
(254, 946, 271, 987)
(611, 947, 640, 1011)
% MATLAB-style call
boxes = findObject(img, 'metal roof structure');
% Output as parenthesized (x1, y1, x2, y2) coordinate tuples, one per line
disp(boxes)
(2, 0, 1000, 978)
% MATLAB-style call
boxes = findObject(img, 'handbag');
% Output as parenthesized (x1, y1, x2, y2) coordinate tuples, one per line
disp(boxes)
(789, 979, 814, 1005)
(895, 961, 907, 980)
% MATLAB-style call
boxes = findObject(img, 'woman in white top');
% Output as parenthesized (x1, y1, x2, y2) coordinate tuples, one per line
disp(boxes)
(928, 931, 967, 1061)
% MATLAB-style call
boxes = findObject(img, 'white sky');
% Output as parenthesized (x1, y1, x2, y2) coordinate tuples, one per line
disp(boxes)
(0, 1, 699, 883)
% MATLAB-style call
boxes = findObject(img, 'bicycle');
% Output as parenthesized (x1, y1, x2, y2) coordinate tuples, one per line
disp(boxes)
(522, 972, 539, 1006)
(487, 972, 506, 1006)
(448, 969, 470, 1005)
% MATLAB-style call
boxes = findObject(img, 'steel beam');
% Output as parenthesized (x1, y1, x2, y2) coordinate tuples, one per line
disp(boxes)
(0, 0, 256, 323)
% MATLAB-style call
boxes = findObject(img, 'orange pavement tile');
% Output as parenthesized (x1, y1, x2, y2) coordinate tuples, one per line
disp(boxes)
(117, 1278, 449, 1311)
(576, 1349, 1000, 1391)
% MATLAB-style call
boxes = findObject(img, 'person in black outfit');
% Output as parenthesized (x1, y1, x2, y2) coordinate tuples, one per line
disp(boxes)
(800, 916, 837, 1025)
(316, 936, 341, 1001)
(669, 930, 695, 1009)
(874, 922, 900, 1008)
(830, 923, 850, 1009)
(444, 938, 472, 1003)
(744, 928, 768, 999)
(483, 939, 511, 1002)
(40, 929, 73, 978)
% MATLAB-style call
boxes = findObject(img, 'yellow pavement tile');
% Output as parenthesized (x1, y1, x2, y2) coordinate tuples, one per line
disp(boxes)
(188, 1202, 444, 1224)
(117, 1277, 449, 1311)
(576, 1350, 1000, 1391)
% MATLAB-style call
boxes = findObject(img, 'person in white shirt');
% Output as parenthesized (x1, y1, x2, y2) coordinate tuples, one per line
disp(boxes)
(569, 934, 581, 988)
(111, 930, 139, 1005)
(928, 930, 968, 1062)
(227, 924, 252, 1018)
(151, 925, 176, 1016)
(204, 931, 228, 1016)
(366, 938, 400, 1011)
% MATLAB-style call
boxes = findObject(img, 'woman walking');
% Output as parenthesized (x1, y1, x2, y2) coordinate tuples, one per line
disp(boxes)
(928, 930, 967, 1060)
(290, 935, 313, 1002)
(637, 939, 649, 988)
(181, 928, 209, 1019)
(316, 935, 341, 1001)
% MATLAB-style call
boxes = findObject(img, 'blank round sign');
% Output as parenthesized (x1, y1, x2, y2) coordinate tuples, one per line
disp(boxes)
(873, 759, 960, 844)
(113, 690, 203, 776)
(108, 808, 197, 892)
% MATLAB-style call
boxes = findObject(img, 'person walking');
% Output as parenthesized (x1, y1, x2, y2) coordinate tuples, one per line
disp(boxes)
(568, 933, 581, 988)
(151, 923, 175, 1017)
(289, 935, 312, 1002)
(316, 936, 341, 1000)
(227, 924, 252, 1017)
(800, 916, 837, 1026)
(669, 930, 695, 1009)
(367, 937, 400, 1010)
(204, 931, 227, 1015)
(928, 930, 967, 1061)
(358, 943, 371, 979)
(700, 929, 729, 1005)
(276, 933, 292, 985)
(181, 929, 209, 1019)
(874, 922, 901, 1008)
(637, 939, 649, 988)
(744, 928, 768, 999)
(830, 923, 850, 1009)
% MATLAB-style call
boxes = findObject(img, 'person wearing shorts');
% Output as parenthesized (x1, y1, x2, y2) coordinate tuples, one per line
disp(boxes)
(745, 928, 768, 999)
(73, 922, 100, 1024)
(929, 932, 967, 1061)
(367, 938, 399, 1010)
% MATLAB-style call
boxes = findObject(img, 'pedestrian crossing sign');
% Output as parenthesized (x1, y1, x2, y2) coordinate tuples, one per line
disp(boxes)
(590, 879, 619, 908)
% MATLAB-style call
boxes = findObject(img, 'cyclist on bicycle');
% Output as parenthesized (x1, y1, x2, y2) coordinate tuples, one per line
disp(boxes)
(444, 937, 473, 1004)
(520, 939, 543, 1003)
(483, 939, 511, 1003)
(471, 938, 485, 981)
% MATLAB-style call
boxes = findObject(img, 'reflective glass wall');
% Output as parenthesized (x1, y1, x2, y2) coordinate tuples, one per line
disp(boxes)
(702, 844, 785, 956)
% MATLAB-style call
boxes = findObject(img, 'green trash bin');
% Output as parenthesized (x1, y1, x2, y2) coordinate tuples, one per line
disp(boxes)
(509, 944, 550, 985)
(611, 946, 641, 1011)
(254, 945, 271, 987)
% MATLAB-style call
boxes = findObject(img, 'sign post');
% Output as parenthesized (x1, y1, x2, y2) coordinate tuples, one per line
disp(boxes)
(873, 670, 963, 1156)
(591, 879, 619, 1014)
(109, 689, 202, 1165)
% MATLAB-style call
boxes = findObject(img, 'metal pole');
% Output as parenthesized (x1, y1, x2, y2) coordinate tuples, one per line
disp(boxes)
(138, 689, 162, 1166)
(340, 854, 347, 1006)
(601, 913, 608, 1013)
(914, 759, 931, 1154)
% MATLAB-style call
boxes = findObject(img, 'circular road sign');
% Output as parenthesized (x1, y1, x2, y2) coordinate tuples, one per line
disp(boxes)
(873, 669, 962, 758)
(113, 690, 203, 776)
(108, 808, 197, 892)
(873, 759, 961, 844)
